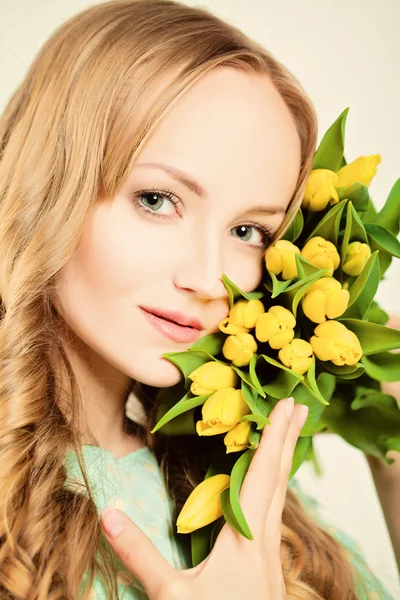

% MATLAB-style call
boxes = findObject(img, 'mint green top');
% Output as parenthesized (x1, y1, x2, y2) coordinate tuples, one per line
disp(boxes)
(64, 445, 394, 600)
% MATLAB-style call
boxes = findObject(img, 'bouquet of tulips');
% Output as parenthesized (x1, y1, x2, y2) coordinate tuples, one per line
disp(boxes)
(151, 108, 400, 566)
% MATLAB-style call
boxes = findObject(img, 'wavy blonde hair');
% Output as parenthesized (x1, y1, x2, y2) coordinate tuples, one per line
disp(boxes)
(0, 0, 364, 598)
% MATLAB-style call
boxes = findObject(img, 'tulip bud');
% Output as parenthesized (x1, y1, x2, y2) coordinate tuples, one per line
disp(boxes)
(176, 473, 231, 533)
(342, 242, 371, 276)
(224, 421, 252, 453)
(264, 240, 300, 280)
(336, 154, 382, 189)
(302, 169, 340, 212)
(255, 305, 296, 350)
(189, 361, 239, 396)
(302, 277, 350, 323)
(222, 332, 257, 367)
(310, 320, 362, 366)
(278, 339, 314, 374)
(196, 388, 250, 436)
(219, 298, 265, 335)
(301, 236, 340, 276)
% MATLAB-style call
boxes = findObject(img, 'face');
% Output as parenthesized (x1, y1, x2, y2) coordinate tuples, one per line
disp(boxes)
(55, 66, 301, 388)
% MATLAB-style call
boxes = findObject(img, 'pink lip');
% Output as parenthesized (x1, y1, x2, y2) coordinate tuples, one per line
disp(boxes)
(139, 307, 203, 343)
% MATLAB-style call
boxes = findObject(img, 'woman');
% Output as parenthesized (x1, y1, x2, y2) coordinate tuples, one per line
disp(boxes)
(0, 1, 396, 598)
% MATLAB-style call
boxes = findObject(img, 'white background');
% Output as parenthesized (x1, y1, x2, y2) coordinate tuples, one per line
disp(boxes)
(0, 0, 399, 596)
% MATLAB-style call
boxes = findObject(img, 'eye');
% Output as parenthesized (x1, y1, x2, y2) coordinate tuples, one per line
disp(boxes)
(133, 188, 180, 218)
(230, 224, 273, 249)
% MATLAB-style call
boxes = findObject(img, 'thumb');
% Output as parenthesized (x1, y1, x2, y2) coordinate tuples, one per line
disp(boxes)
(100, 506, 176, 598)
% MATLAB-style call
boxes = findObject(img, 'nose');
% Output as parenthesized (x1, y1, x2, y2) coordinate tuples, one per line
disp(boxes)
(173, 233, 228, 300)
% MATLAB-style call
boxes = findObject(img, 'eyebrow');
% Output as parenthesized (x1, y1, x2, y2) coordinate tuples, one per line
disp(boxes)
(133, 161, 286, 216)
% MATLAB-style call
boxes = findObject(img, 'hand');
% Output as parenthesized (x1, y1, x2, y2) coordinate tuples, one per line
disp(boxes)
(100, 398, 309, 600)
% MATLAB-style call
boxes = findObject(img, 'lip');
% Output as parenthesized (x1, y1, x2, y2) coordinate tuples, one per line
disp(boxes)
(139, 306, 204, 343)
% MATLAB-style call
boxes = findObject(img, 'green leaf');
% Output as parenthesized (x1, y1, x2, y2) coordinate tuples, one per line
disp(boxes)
(261, 354, 303, 399)
(305, 437, 323, 477)
(339, 319, 400, 355)
(292, 372, 335, 436)
(302, 356, 329, 405)
(289, 437, 312, 479)
(154, 406, 196, 436)
(232, 364, 266, 398)
(305, 200, 347, 245)
(322, 361, 365, 380)
(209, 517, 225, 551)
(361, 352, 400, 382)
(336, 182, 370, 211)
(222, 273, 264, 309)
(241, 380, 270, 421)
(362, 197, 378, 224)
(224, 449, 255, 540)
(269, 272, 296, 298)
(282, 208, 304, 243)
(341, 201, 369, 265)
(190, 333, 225, 356)
(248, 355, 268, 397)
(313, 107, 349, 171)
(220, 488, 247, 538)
(247, 424, 262, 449)
(374, 178, 400, 235)
(342, 251, 380, 319)
(294, 253, 330, 280)
(240, 413, 269, 431)
(351, 386, 399, 417)
(162, 350, 215, 388)
(323, 392, 400, 462)
(364, 223, 400, 258)
(364, 300, 389, 325)
(151, 392, 209, 433)
(191, 523, 214, 567)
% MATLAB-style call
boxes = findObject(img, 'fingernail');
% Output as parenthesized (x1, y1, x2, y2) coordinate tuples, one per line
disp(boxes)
(101, 507, 126, 538)
(285, 397, 294, 419)
(295, 405, 309, 429)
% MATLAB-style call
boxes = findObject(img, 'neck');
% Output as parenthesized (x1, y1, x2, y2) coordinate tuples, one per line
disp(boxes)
(55, 325, 137, 453)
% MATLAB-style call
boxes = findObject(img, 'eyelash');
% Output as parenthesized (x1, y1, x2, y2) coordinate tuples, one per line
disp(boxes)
(132, 187, 274, 250)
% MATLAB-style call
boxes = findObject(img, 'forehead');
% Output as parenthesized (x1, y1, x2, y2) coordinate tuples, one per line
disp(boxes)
(134, 66, 301, 210)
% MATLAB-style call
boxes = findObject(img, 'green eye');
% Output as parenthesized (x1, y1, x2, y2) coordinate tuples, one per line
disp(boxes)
(232, 225, 254, 242)
(140, 192, 164, 211)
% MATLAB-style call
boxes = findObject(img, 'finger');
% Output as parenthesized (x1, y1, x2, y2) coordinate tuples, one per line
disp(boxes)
(238, 397, 294, 536)
(263, 405, 309, 593)
(100, 507, 176, 598)
(265, 404, 309, 539)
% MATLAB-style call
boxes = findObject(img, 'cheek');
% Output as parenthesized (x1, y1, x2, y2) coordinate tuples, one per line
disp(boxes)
(226, 252, 264, 293)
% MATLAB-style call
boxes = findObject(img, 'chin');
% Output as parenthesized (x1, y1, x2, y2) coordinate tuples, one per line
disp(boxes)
(134, 356, 184, 389)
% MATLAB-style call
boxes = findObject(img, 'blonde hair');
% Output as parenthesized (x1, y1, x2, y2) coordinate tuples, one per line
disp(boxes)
(0, 0, 362, 598)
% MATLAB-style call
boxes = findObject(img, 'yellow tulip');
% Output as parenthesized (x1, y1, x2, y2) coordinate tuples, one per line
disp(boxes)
(278, 339, 314, 374)
(336, 154, 382, 189)
(301, 236, 340, 276)
(255, 305, 296, 349)
(224, 421, 252, 453)
(218, 299, 265, 336)
(189, 361, 239, 396)
(302, 169, 340, 212)
(342, 241, 371, 276)
(218, 318, 249, 335)
(310, 321, 362, 366)
(176, 474, 231, 533)
(196, 388, 250, 436)
(222, 332, 258, 367)
(302, 277, 350, 323)
(264, 240, 300, 280)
